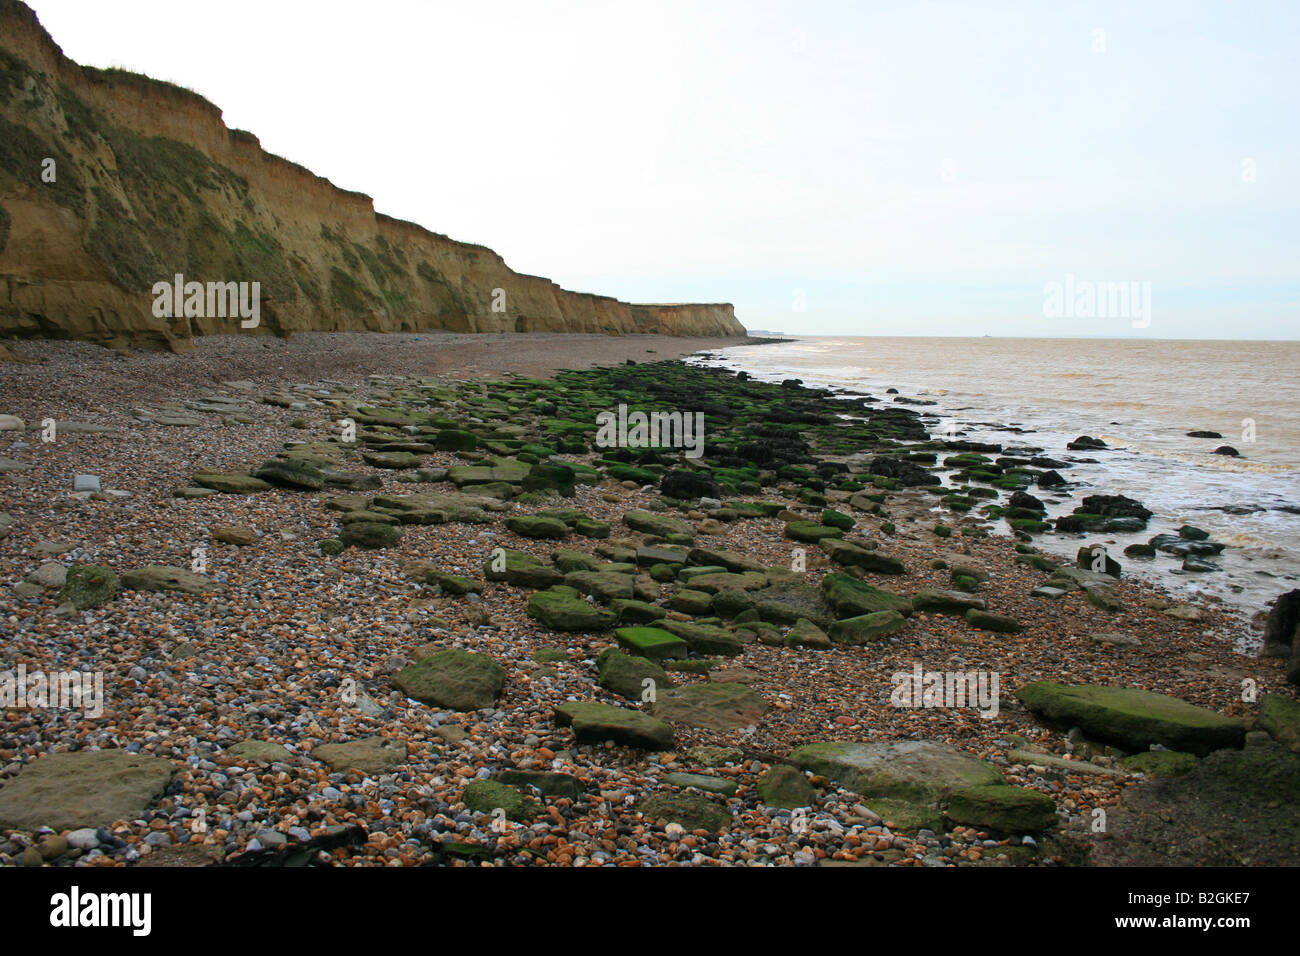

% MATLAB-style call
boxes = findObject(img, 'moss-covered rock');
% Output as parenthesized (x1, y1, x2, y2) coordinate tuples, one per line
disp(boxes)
(1120, 750, 1198, 777)
(392, 648, 505, 711)
(192, 472, 272, 494)
(784, 521, 844, 543)
(339, 520, 402, 549)
(597, 648, 674, 700)
(821, 539, 905, 575)
(651, 682, 766, 732)
(1016, 681, 1245, 756)
(636, 791, 731, 833)
(659, 619, 744, 656)
(462, 779, 539, 822)
(788, 739, 1005, 803)
(623, 510, 693, 538)
(868, 798, 943, 833)
(58, 563, 119, 609)
(667, 588, 713, 615)
(828, 610, 907, 644)
(554, 701, 674, 749)
(614, 626, 688, 661)
(946, 784, 1057, 832)
(121, 565, 221, 595)
(821, 573, 912, 618)
(252, 458, 326, 490)
(757, 764, 816, 809)
(784, 617, 831, 649)
(821, 509, 856, 530)
(402, 562, 481, 594)
(1258, 694, 1300, 753)
(527, 588, 616, 631)
(506, 515, 569, 539)
(483, 549, 564, 588)
(912, 588, 986, 614)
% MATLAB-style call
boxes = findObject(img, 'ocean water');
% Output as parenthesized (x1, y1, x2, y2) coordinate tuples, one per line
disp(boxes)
(691, 336, 1300, 619)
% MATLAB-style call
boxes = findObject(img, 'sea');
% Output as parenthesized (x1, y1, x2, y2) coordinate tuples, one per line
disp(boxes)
(690, 336, 1300, 621)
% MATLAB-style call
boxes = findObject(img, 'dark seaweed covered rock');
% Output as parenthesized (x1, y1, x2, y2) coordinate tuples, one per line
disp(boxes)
(867, 455, 941, 487)
(659, 470, 721, 500)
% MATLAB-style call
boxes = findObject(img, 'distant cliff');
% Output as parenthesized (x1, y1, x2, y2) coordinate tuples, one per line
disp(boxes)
(0, 1, 743, 351)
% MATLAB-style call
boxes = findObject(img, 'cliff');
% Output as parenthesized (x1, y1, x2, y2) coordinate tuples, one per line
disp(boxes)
(0, 1, 743, 351)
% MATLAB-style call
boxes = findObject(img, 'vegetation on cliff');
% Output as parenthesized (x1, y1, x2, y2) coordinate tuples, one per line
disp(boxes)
(0, 0, 743, 349)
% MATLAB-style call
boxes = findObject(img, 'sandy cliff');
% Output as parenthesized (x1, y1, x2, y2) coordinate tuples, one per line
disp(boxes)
(0, 1, 743, 351)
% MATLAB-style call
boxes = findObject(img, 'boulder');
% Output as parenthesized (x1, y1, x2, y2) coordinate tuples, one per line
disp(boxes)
(615, 626, 689, 661)
(526, 588, 616, 631)
(122, 565, 221, 595)
(651, 683, 767, 732)
(945, 784, 1057, 832)
(821, 573, 912, 618)
(787, 739, 1004, 803)
(821, 539, 905, 574)
(312, 737, 407, 774)
(828, 610, 907, 644)
(623, 510, 693, 538)
(597, 649, 674, 701)
(0, 751, 174, 831)
(58, 564, 119, 609)
(554, 701, 674, 749)
(1016, 682, 1245, 756)
(912, 589, 986, 614)
(392, 649, 505, 710)
(636, 791, 731, 833)
(757, 765, 816, 809)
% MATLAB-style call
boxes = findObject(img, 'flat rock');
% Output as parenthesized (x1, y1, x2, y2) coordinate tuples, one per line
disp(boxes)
(26, 561, 68, 588)
(788, 739, 1005, 802)
(212, 525, 258, 546)
(312, 737, 408, 774)
(554, 701, 674, 749)
(1016, 681, 1245, 756)
(226, 741, 294, 762)
(0, 751, 174, 831)
(636, 791, 731, 833)
(392, 649, 505, 711)
(757, 764, 817, 808)
(122, 565, 222, 595)
(663, 772, 739, 797)
(651, 682, 767, 732)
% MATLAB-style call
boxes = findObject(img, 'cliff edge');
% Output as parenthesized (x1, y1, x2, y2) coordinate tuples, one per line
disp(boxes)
(0, 1, 744, 351)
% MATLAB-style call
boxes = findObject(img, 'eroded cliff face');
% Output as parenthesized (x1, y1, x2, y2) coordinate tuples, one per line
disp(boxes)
(0, 1, 743, 351)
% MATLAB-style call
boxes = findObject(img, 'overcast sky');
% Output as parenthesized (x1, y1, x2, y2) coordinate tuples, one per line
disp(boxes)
(28, 0, 1300, 338)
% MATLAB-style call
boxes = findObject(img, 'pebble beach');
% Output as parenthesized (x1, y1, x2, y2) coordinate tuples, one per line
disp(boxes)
(0, 332, 1296, 868)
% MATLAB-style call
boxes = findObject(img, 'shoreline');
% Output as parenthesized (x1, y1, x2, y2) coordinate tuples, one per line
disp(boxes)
(0, 335, 1295, 868)
(689, 339, 1300, 623)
